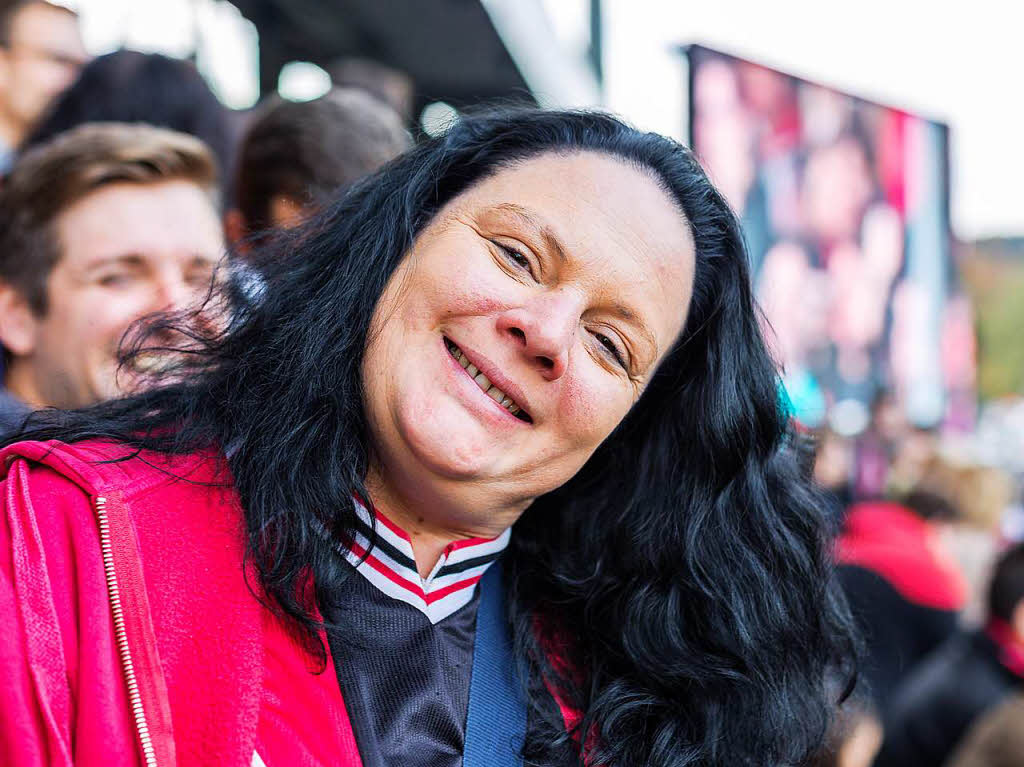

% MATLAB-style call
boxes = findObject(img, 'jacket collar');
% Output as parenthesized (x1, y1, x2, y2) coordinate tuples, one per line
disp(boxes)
(341, 498, 511, 624)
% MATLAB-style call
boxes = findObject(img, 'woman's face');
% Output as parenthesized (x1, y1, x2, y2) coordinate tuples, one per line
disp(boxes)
(363, 151, 695, 521)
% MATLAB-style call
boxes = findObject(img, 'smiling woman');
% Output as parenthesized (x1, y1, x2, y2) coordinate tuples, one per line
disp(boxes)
(0, 109, 857, 767)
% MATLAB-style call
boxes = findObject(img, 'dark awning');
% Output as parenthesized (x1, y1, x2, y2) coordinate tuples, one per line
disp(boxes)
(228, 0, 535, 115)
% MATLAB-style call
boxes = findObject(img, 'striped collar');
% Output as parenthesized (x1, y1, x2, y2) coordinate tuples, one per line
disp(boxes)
(342, 498, 511, 624)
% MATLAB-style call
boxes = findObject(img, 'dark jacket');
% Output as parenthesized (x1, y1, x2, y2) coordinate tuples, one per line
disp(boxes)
(873, 631, 1024, 767)
(838, 565, 959, 709)
(836, 501, 965, 711)
(0, 388, 30, 437)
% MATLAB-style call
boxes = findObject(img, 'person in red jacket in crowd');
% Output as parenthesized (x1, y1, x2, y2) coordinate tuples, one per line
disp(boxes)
(874, 543, 1024, 767)
(836, 488, 967, 713)
(0, 109, 857, 767)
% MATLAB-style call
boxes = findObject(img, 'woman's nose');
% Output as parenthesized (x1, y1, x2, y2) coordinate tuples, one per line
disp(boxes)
(496, 290, 582, 380)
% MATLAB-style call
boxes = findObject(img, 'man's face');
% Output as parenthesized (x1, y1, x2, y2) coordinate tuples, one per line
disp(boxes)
(7, 180, 223, 408)
(0, 3, 87, 134)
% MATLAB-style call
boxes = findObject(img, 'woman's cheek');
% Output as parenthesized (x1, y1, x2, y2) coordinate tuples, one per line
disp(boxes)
(556, 363, 631, 446)
(436, 266, 522, 318)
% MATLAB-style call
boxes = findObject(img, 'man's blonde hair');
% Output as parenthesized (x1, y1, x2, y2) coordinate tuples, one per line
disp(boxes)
(0, 122, 219, 314)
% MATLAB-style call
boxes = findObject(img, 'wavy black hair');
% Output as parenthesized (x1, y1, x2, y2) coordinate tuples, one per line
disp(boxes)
(8, 108, 856, 766)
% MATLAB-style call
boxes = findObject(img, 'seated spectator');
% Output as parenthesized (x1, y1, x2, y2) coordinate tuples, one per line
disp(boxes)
(20, 49, 233, 180)
(0, 0, 87, 171)
(947, 694, 1024, 767)
(873, 543, 1024, 767)
(837, 489, 967, 712)
(224, 87, 411, 246)
(0, 123, 223, 433)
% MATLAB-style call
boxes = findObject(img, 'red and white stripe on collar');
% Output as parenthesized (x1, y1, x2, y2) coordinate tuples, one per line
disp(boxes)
(343, 498, 511, 624)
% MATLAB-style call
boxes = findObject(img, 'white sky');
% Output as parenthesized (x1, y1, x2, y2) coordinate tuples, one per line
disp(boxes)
(69, 0, 1022, 240)
(595, 0, 1024, 240)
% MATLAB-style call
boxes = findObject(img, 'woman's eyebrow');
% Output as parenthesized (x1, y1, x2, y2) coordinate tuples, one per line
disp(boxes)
(610, 302, 659, 361)
(492, 203, 568, 265)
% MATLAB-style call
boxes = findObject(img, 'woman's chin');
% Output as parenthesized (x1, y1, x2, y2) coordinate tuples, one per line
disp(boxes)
(394, 403, 508, 481)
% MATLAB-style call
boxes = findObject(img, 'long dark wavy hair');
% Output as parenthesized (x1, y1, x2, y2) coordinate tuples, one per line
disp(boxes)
(8, 109, 856, 766)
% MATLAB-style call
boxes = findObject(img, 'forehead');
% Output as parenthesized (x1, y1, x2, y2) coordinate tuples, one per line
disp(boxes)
(445, 151, 696, 352)
(10, 3, 77, 41)
(55, 180, 223, 265)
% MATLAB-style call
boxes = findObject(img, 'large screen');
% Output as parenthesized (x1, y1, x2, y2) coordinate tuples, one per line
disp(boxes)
(686, 45, 955, 431)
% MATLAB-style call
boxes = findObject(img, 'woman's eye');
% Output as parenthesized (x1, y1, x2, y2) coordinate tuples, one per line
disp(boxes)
(595, 332, 627, 369)
(494, 241, 533, 274)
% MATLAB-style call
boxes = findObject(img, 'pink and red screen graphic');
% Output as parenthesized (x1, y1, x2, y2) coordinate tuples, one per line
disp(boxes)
(687, 45, 967, 430)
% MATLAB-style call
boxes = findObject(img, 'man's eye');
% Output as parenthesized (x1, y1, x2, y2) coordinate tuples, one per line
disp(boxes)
(187, 269, 215, 288)
(98, 274, 133, 287)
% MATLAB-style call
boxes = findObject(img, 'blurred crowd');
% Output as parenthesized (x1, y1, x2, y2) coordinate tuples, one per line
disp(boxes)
(813, 391, 1024, 767)
(0, 3, 1020, 767)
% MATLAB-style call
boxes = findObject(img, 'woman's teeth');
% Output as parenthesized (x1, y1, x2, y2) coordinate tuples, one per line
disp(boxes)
(445, 339, 523, 417)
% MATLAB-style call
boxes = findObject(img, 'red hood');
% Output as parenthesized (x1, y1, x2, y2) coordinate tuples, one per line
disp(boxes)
(0, 438, 228, 496)
(837, 501, 967, 611)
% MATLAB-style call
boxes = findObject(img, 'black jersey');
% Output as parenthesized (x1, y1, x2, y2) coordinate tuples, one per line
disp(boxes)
(323, 501, 509, 767)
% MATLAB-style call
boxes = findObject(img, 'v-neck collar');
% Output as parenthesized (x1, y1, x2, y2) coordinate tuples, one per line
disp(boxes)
(342, 498, 511, 623)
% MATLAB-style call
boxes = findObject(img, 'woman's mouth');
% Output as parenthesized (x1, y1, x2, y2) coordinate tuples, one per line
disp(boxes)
(444, 337, 532, 422)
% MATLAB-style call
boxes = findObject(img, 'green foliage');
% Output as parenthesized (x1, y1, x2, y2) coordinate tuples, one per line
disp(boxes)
(962, 254, 1024, 399)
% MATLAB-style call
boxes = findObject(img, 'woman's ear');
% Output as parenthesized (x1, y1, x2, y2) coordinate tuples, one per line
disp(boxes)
(0, 281, 39, 356)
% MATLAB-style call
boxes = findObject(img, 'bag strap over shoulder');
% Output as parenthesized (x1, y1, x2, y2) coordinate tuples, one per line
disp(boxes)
(463, 562, 527, 767)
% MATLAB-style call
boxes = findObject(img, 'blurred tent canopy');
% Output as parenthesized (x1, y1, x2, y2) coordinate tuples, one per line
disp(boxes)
(228, 0, 536, 117)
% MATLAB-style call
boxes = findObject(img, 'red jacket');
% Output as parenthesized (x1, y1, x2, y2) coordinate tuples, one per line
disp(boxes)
(0, 439, 364, 766)
(836, 500, 967, 611)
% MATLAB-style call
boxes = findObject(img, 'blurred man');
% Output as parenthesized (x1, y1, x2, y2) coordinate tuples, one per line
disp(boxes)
(0, 123, 223, 432)
(224, 87, 411, 246)
(874, 543, 1024, 767)
(0, 0, 87, 171)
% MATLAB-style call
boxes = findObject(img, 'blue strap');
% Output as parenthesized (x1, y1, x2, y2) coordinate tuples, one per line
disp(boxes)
(463, 562, 527, 767)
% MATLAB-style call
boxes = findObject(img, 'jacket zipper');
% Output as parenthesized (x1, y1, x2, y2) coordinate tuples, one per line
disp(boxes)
(94, 496, 159, 767)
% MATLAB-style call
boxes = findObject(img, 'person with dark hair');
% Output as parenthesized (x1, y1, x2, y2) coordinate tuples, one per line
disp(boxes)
(19, 49, 233, 179)
(225, 87, 411, 244)
(835, 484, 966, 712)
(0, 108, 856, 767)
(328, 57, 416, 123)
(0, 122, 223, 434)
(0, 0, 86, 171)
(874, 543, 1024, 767)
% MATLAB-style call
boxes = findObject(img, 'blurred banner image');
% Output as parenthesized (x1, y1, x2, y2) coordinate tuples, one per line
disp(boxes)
(686, 45, 970, 433)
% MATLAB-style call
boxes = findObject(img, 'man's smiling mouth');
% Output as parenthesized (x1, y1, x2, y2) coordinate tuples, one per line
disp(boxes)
(444, 337, 532, 422)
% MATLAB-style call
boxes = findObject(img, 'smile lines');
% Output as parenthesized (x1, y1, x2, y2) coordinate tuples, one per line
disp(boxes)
(444, 337, 531, 421)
